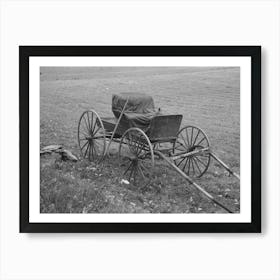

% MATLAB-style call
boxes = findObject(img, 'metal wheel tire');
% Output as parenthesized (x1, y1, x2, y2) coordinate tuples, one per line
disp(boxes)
(173, 125, 211, 178)
(119, 127, 154, 184)
(77, 110, 106, 161)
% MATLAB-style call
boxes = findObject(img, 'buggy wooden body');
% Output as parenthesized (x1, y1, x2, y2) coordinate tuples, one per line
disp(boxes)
(77, 93, 239, 213)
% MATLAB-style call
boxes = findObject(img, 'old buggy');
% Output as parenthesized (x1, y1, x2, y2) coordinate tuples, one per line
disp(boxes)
(77, 92, 239, 213)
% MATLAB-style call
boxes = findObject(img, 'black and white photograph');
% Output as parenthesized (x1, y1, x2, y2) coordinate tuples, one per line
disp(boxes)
(40, 66, 240, 214)
(20, 46, 260, 232)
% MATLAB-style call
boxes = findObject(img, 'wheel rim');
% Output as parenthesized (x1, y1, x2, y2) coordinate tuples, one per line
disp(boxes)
(119, 128, 154, 184)
(173, 125, 211, 178)
(78, 110, 106, 161)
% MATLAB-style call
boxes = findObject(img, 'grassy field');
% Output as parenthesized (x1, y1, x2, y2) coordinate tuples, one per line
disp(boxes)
(40, 67, 240, 213)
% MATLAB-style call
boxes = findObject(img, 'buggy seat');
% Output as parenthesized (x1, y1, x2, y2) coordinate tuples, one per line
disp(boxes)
(112, 92, 160, 132)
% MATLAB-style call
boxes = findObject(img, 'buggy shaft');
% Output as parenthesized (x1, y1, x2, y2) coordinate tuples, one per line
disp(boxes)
(103, 98, 129, 158)
(210, 152, 240, 180)
(154, 151, 233, 213)
(171, 147, 209, 161)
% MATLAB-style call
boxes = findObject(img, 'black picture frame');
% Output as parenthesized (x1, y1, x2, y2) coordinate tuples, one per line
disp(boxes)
(20, 46, 261, 233)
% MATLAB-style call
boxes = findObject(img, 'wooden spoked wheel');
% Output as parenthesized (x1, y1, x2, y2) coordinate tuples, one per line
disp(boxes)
(119, 128, 154, 184)
(78, 110, 106, 161)
(173, 125, 211, 178)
